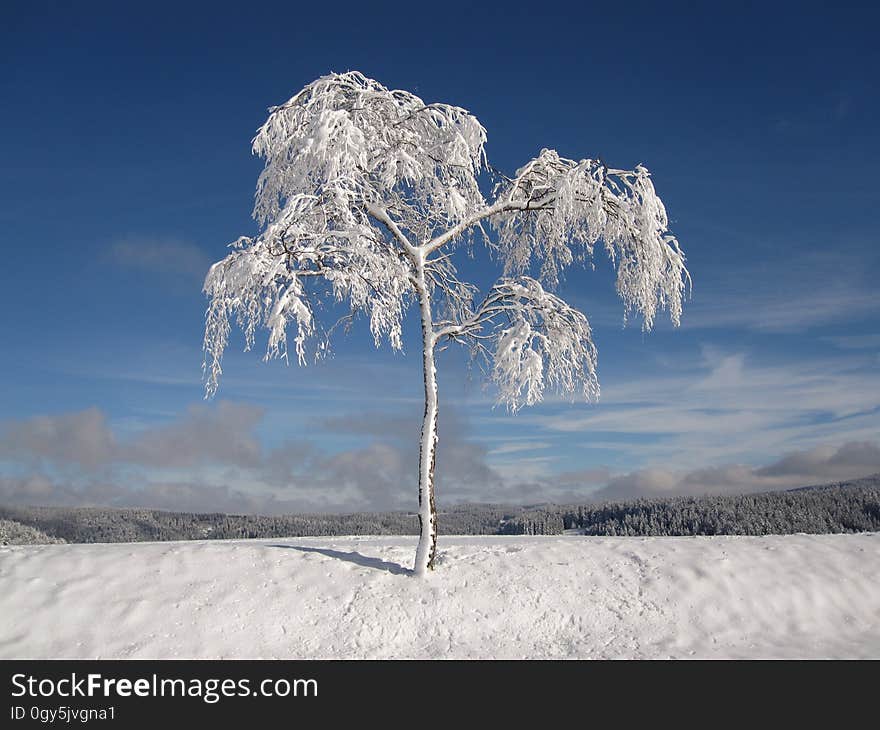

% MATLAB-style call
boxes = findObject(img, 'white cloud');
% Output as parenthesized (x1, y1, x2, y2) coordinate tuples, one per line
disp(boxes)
(678, 247, 879, 333)
(524, 347, 880, 470)
(487, 441, 552, 456)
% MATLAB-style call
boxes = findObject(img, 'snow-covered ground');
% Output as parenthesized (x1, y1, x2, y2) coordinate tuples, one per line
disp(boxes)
(1, 533, 878, 659)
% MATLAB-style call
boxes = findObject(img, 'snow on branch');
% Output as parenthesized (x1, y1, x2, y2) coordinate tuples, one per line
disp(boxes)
(202, 217, 413, 397)
(490, 149, 689, 330)
(203, 72, 688, 412)
(446, 277, 599, 412)
(251, 71, 488, 243)
(203, 72, 497, 396)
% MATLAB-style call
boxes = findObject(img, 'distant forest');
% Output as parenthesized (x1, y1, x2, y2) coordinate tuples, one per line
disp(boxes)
(1, 475, 878, 545)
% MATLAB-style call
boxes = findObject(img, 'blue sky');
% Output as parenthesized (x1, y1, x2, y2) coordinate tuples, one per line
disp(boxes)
(1, 1, 878, 513)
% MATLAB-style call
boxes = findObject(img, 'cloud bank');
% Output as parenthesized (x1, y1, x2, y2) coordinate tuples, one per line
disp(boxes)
(1, 402, 877, 513)
(596, 441, 880, 501)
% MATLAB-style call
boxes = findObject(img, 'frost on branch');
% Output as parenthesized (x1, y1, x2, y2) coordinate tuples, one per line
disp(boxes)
(251, 71, 488, 242)
(203, 235, 314, 395)
(452, 277, 599, 412)
(202, 72, 496, 396)
(202, 210, 413, 397)
(491, 149, 688, 330)
(203, 71, 688, 414)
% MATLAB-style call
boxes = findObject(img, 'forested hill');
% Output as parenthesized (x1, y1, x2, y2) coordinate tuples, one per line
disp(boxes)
(540, 475, 880, 537)
(1, 475, 877, 545)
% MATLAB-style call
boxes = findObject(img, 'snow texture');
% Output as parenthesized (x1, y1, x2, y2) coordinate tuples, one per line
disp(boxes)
(2, 534, 877, 659)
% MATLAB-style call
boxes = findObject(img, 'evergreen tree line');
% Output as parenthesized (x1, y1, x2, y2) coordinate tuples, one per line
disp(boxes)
(554, 477, 880, 536)
(0, 518, 66, 546)
(0, 475, 877, 545)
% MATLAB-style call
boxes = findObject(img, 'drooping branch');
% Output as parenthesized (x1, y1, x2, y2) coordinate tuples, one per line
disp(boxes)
(489, 149, 690, 328)
(202, 236, 315, 396)
(436, 276, 599, 412)
(202, 219, 414, 397)
(423, 150, 688, 336)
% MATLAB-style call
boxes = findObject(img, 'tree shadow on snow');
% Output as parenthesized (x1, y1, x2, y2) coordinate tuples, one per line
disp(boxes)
(267, 544, 412, 576)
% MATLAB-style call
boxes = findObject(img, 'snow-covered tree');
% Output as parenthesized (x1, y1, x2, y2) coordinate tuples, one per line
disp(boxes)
(203, 71, 689, 575)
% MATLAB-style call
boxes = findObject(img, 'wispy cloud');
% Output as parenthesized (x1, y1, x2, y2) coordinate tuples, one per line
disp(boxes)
(522, 346, 880, 471)
(686, 264, 877, 334)
(595, 441, 880, 500)
(108, 236, 212, 281)
(683, 286, 879, 333)
(487, 441, 552, 456)
(822, 333, 880, 350)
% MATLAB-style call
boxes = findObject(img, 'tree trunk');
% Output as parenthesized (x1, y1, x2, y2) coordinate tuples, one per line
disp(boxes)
(413, 260, 438, 576)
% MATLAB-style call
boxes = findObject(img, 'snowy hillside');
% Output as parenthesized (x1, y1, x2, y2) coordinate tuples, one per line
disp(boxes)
(2, 534, 878, 659)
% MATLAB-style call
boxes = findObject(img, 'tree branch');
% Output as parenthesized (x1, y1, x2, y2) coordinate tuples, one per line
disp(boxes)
(422, 192, 557, 255)
(366, 203, 419, 259)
